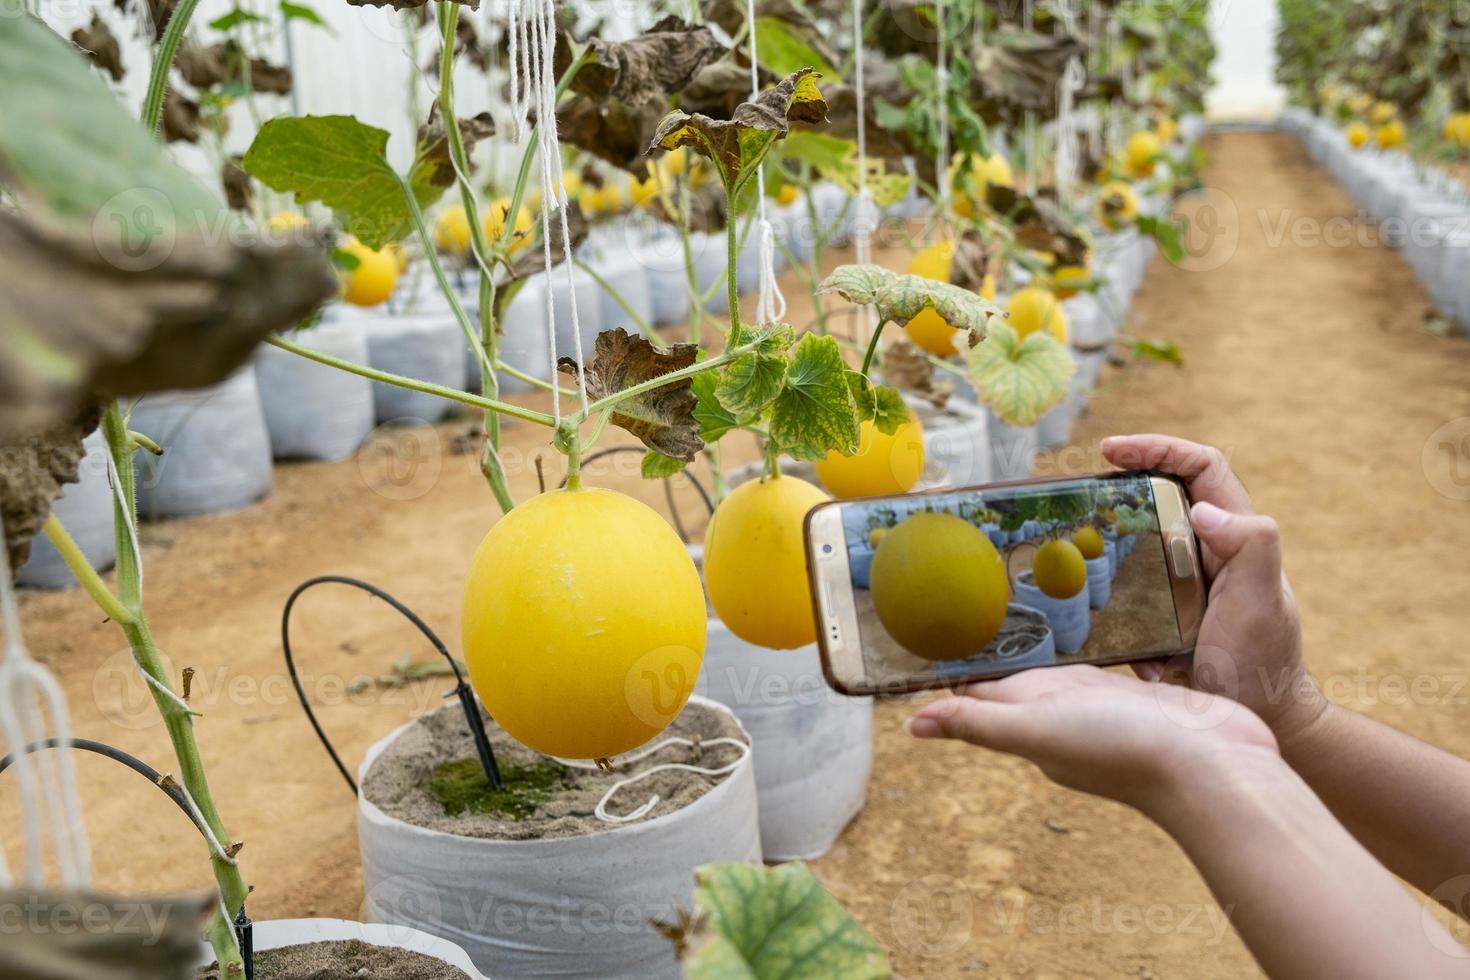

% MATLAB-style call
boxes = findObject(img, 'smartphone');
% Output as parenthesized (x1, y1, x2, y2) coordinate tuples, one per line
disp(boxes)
(804, 471, 1206, 696)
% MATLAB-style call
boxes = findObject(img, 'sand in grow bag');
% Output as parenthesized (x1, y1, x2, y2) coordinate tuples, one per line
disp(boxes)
(361, 701, 745, 839)
(197, 939, 471, 979)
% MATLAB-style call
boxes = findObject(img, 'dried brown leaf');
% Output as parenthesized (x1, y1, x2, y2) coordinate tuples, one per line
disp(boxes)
(0, 211, 337, 443)
(71, 16, 124, 82)
(413, 101, 495, 190)
(557, 328, 703, 461)
(880, 338, 953, 409)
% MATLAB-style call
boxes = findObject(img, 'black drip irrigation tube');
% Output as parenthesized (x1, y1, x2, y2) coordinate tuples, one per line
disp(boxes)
(0, 738, 257, 979)
(280, 575, 502, 796)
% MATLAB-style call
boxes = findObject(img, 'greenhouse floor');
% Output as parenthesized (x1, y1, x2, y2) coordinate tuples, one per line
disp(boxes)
(14, 131, 1470, 977)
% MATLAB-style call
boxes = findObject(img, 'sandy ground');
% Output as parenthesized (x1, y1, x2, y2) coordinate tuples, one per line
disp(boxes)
(8, 131, 1470, 977)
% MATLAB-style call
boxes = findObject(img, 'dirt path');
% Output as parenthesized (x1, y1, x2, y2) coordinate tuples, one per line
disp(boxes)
(8, 132, 1470, 977)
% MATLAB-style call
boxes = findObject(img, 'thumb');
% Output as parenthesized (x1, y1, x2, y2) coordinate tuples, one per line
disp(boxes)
(907, 697, 1043, 756)
(1190, 501, 1283, 584)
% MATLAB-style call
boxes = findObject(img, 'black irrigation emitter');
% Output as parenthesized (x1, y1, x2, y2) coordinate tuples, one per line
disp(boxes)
(280, 575, 503, 795)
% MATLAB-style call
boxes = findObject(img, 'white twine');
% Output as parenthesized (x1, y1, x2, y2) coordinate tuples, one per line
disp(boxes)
(746, 0, 787, 326)
(851, 0, 877, 341)
(169, 776, 238, 866)
(0, 513, 92, 889)
(1023, 0, 1038, 195)
(105, 448, 142, 597)
(1053, 0, 1085, 210)
(935, 0, 950, 207)
(557, 737, 751, 824)
(1054, 59, 1086, 206)
(510, 0, 590, 421)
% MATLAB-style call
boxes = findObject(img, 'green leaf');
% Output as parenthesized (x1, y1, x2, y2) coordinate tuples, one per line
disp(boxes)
(820, 264, 998, 341)
(692, 371, 742, 443)
(651, 69, 828, 187)
(0, 16, 228, 236)
(777, 131, 854, 177)
(280, 0, 331, 28)
(752, 17, 840, 79)
(641, 451, 688, 479)
(244, 115, 453, 249)
(870, 385, 911, 435)
(1137, 214, 1184, 263)
(1132, 337, 1184, 365)
(769, 334, 860, 461)
(967, 324, 1077, 427)
(209, 7, 266, 31)
(682, 863, 890, 980)
(717, 349, 788, 417)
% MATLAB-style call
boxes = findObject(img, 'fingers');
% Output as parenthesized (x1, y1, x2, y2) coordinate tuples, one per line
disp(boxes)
(1100, 435, 1254, 514)
(906, 697, 1044, 756)
(956, 664, 1122, 703)
(1190, 502, 1283, 585)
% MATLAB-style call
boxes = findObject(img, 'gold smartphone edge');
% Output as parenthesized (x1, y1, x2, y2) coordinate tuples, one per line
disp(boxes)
(804, 503, 867, 696)
(1151, 474, 1207, 649)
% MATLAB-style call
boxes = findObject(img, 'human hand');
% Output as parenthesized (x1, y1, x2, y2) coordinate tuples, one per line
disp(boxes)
(1100, 434, 1325, 741)
(907, 665, 1280, 815)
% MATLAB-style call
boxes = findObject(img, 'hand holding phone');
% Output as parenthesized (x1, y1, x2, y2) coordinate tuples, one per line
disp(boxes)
(804, 469, 1207, 695)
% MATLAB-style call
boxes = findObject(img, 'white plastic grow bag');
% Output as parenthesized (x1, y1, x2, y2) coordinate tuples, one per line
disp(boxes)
(1013, 571, 1090, 655)
(358, 695, 761, 980)
(633, 234, 696, 325)
(356, 310, 466, 424)
(694, 621, 872, 862)
(131, 367, 273, 519)
(253, 320, 376, 462)
(196, 918, 483, 977)
(911, 396, 993, 489)
(18, 430, 116, 588)
(482, 276, 559, 395)
(583, 247, 655, 334)
(1084, 554, 1112, 610)
(987, 413, 1036, 481)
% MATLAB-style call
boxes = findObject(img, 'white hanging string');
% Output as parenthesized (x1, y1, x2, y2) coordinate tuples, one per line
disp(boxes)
(1053, 3, 1086, 207)
(559, 736, 751, 824)
(0, 513, 92, 889)
(935, 0, 951, 207)
(851, 0, 877, 343)
(746, 0, 787, 325)
(1023, 0, 1038, 195)
(509, 0, 591, 422)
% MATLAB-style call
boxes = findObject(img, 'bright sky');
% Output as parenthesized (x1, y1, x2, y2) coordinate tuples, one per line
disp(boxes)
(1206, 0, 1287, 119)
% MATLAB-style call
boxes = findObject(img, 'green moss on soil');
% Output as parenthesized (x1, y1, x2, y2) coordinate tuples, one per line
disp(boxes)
(429, 757, 572, 819)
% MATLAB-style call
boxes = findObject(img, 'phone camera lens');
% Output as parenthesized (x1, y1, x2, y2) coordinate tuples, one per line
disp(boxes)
(821, 544, 834, 555)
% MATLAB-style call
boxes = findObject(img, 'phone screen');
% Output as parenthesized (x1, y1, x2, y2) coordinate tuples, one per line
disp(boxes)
(822, 472, 1190, 690)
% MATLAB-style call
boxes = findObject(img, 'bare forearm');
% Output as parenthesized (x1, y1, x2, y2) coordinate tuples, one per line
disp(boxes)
(1278, 701, 1470, 898)
(1149, 747, 1466, 979)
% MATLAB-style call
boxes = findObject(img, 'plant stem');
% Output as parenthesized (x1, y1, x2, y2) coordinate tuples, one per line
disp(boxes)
(141, 0, 204, 139)
(98, 406, 247, 977)
(497, 359, 578, 397)
(436, 2, 515, 514)
(266, 335, 558, 427)
(396, 170, 492, 382)
(41, 516, 134, 626)
(860, 317, 890, 376)
(725, 211, 741, 340)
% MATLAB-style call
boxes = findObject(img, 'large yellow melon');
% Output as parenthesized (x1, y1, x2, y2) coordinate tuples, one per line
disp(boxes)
(815, 418, 926, 499)
(461, 487, 706, 759)
(870, 512, 1010, 661)
(703, 475, 830, 650)
(1032, 539, 1087, 599)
